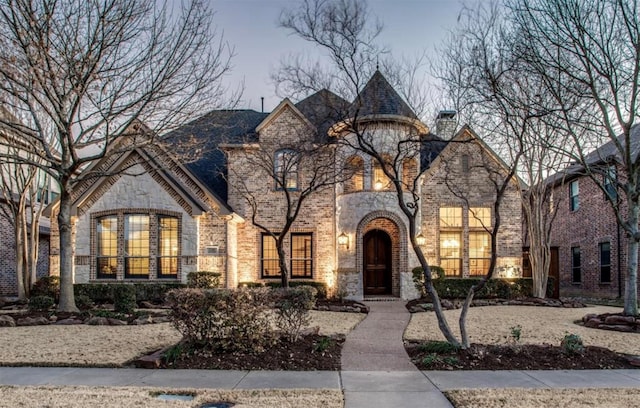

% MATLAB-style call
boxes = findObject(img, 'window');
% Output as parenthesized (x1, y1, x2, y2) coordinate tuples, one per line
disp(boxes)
(291, 233, 312, 278)
(469, 232, 491, 276)
(599, 242, 611, 283)
(261, 233, 280, 278)
(569, 180, 579, 211)
(157, 216, 179, 278)
(97, 216, 118, 279)
(275, 149, 298, 190)
(440, 232, 462, 277)
(461, 154, 470, 173)
(372, 154, 393, 190)
(124, 215, 150, 279)
(604, 166, 617, 201)
(439, 207, 462, 227)
(571, 246, 581, 283)
(344, 155, 364, 192)
(469, 207, 491, 228)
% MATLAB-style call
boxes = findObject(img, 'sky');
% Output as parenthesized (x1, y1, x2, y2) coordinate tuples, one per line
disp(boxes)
(211, 0, 468, 113)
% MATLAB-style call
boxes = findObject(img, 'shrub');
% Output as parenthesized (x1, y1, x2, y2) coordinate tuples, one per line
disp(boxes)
(418, 340, 460, 354)
(75, 283, 185, 305)
(265, 280, 328, 299)
(113, 285, 136, 314)
(412, 266, 445, 297)
(167, 287, 276, 353)
(31, 276, 60, 301)
(507, 325, 522, 346)
(274, 286, 317, 342)
(421, 353, 440, 367)
(561, 333, 585, 355)
(28, 295, 54, 311)
(313, 336, 334, 354)
(75, 294, 94, 311)
(187, 271, 222, 289)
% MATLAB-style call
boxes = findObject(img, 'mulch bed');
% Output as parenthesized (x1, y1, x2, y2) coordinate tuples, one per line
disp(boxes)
(406, 342, 638, 370)
(162, 334, 344, 371)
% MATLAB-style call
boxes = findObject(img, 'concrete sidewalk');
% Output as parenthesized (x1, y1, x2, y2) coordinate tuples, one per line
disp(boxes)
(1, 367, 640, 406)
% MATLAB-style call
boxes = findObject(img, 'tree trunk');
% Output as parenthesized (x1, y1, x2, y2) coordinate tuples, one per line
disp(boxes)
(15, 210, 26, 301)
(625, 198, 639, 316)
(57, 191, 78, 312)
(277, 243, 289, 289)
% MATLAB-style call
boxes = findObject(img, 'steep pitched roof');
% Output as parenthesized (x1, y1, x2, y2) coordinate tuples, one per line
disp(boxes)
(295, 89, 350, 140)
(164, 109, 268, 201)
(351, 70, 418, 119)
(420, 133, 448, 171)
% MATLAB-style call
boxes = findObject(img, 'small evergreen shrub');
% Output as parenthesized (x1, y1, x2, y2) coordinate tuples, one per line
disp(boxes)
(31, 276, 60, 301)
(418, 340, 460, 354)
(274, 286, 317, 342)
(187, 271, 222, 289)
(167, 287, 276, 353)
(264, 280, 328, 299)
(75, 294, 95, 311)
(561, 333, 585, 355)
(28, 295, 54, 311)
(113, 285, 137, 314)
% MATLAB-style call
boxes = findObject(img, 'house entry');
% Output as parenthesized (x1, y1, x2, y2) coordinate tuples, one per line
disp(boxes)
(363, 229, 392, 295)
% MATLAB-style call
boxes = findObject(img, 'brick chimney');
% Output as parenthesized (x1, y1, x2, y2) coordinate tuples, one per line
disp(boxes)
(435, 110, 457, 140)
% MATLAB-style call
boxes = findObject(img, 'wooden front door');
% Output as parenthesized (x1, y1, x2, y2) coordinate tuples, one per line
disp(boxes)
(363, 229, 392, 295)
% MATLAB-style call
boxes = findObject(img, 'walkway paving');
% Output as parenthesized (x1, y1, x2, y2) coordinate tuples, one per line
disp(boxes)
(1, 301, 639, 407)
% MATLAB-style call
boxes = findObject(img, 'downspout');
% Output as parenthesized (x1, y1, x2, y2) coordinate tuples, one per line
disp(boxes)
(617, 221, 622, 298)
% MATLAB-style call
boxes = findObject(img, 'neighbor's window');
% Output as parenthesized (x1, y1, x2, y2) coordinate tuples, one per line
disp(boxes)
(291, 233, 313, 278)
(569, 180, 579, 211)
(275, 149, 298, 190)
(157, 216, 179, 278)
(344, 155, 364, 192)
(440, 232, 462, 277)
(261, 233, 280, 278)
(571, 246, 581, 283)
(599, 242, 611, 283)
(97, 216, 118, 279)
(469, 232, 491, 276)
(124, 215, 150, 279)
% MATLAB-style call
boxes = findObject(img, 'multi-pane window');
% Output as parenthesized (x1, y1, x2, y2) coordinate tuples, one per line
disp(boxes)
(461, 154, 470, 173)
(599, 242, 611, 283)
(571, 246, 581, 283)
(291, 233, 312, 278)
(261, 234, 280, 278)
(275, 149, 298, 190)
(569, 180, 579, 211)
(344, 155, 364, 192)
(469, 232, 491, 276)
(372, 154, 393, 190)
(440, 232, 462, 277)
(158, 216, 179, 278)
(604, 166, 617, 201)
(469, 207, 491, 228)
(439, 207, 462, 227)
(124, 215, 150, 279)
(97, 216, 118, 279)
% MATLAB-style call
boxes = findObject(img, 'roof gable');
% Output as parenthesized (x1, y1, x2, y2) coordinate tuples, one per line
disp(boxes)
(351, 70, 417, 119)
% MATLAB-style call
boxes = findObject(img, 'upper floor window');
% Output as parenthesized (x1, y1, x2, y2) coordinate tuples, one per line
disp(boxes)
(599, 242, 611, 283)
(569, 180, 579, 211)
(274, 149, 298, 190)
(461, 154, 470, 173)
(439, 207, 462, 228)
(344, 155, 364, 193)
(604, 166, 617, 202)
(372, 154, 393, 191)
(468, 207, 491, 228)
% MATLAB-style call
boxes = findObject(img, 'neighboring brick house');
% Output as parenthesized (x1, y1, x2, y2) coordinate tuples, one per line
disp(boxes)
(50, 71, 522, 300)
(548, 125, 640, 299)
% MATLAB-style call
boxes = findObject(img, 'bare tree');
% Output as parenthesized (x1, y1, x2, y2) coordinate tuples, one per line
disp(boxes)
(506, 0, 640, 315)
(0, 0, 235, 311)
(436, 2, 568, 298)
(222, 115, 347, 288)
(0, 140, 47, 301)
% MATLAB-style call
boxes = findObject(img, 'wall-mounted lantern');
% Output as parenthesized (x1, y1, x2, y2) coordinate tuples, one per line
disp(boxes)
(337, 232, 350, 249)
(416, 233, 426, 246)
(374, 179, 384, 190)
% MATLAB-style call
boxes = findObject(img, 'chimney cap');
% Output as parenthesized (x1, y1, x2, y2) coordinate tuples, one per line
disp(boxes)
(437, 110, 456, 119)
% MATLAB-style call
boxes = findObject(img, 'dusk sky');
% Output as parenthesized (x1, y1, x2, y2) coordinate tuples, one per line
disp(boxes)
(212, 0, 469, 113)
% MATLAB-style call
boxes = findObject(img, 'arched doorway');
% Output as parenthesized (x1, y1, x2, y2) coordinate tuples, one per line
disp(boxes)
(363, 229, 392, 295)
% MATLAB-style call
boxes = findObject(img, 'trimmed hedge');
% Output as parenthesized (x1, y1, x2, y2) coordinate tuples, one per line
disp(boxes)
(412, 267, 555, 299)
(187, 271, 222, 288)
(74, 282, 186, 304)
(239, 280, 328, 299)
(31, 276, 60, 301)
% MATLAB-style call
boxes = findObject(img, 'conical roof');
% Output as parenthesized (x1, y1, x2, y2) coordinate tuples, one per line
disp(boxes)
(351, 70, 417, 119)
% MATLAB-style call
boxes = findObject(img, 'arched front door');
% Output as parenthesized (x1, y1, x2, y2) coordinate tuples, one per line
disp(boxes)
(363, 229, 392, 295)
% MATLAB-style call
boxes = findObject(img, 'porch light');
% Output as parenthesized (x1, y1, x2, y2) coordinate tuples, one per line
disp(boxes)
(337, 232, 350, 249)
(374, 179, 383, 190)
(416, 233, 426, 246)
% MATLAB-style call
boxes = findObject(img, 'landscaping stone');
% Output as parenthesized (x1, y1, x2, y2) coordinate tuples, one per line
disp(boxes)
(55, 318, 83, 325)
(604, 315, 636, 325)
(582, 313, 598, 323)
(85, 317, 109, 325)
(107, 318, 127, 326)
(135, 348, 165, 369)
(599, 324, 635, 332)
(0, 315, 15, 327)
(153, 316, 172, 323)
(584, 318, 602, 328)
(132, 316, 153, 325)
(16, 316, 49, 326)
